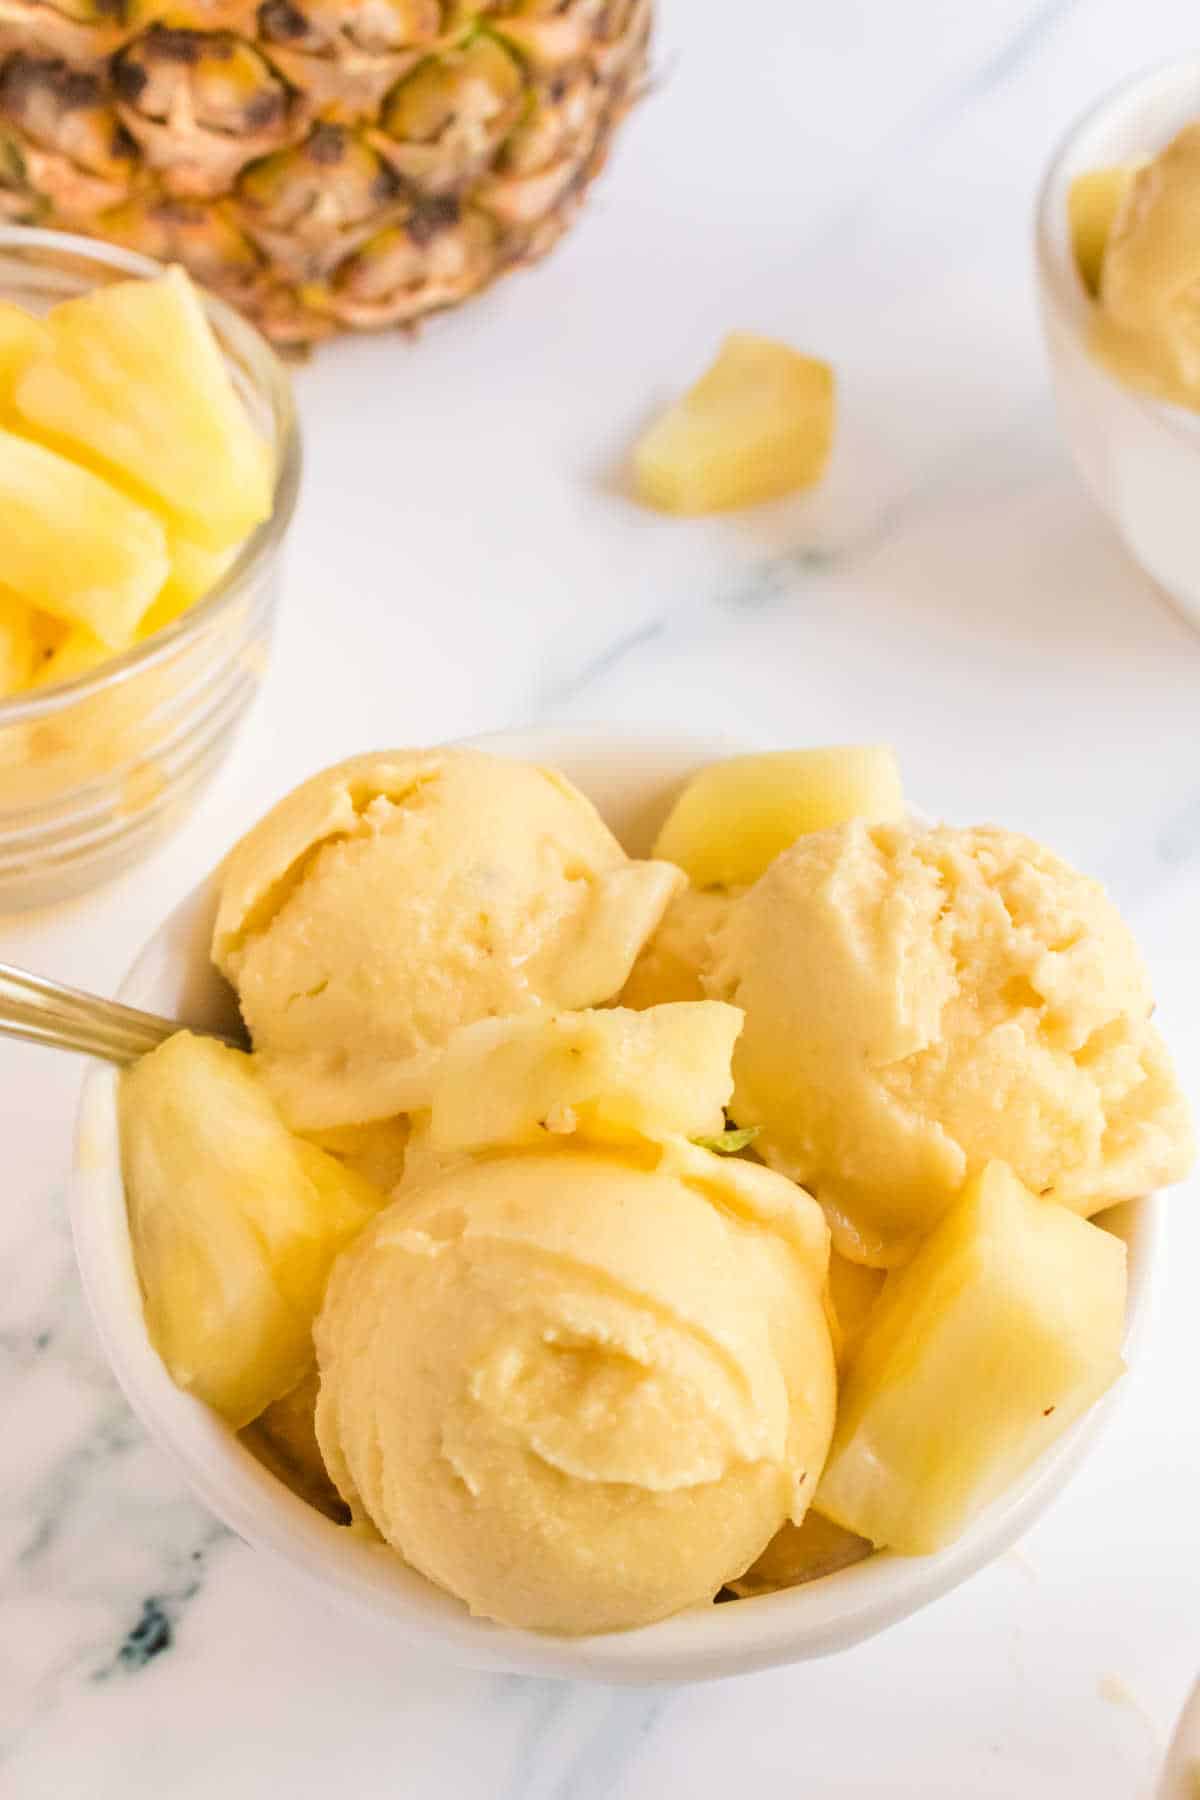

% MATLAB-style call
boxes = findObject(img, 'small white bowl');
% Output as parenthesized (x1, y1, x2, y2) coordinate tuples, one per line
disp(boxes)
(71, 726, 1161, 1684)
(1036, 55, 1200, 635)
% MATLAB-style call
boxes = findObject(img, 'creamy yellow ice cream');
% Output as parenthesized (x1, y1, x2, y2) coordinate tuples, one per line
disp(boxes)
(619, 886, 732, 1008)
(315, 1139, 834, 1635)
(212, 749, 684, 1129)
(707, 821, 1193, 1266)
(1091, 123, 1200, 408)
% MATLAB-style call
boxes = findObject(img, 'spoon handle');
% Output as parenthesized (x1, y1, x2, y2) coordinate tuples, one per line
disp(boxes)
(0, 961, 191, 1066)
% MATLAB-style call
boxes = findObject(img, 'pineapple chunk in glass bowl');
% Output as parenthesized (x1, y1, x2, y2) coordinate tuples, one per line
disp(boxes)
(71, 726, 1163, 1683)
(0, 226, 300, 911)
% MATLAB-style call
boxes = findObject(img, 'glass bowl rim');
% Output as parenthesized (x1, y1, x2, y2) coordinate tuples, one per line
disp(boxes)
(0, 224, 302, 728)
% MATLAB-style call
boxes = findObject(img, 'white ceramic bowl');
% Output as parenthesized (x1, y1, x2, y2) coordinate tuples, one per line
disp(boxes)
(71, 726, 1161, 1684)
(1036, 55, 1200, 635)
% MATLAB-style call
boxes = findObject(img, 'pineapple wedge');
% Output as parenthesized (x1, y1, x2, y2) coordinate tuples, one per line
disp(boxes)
(428, 1002, 743, 1156)
(0, 589, 36, 696)
(653, 746, 905, 889)
(634, 333, 834, 514)
(826, 1250, 886, 1372)
(30, 623, 110, 690)
(730, 1510, 873, 1596)
(139, 536, 238, 640)
(0, 302, 51, 410)
(244, 1369, 346, 1521)
(1069, 165, 1138, 295)
(0, 427, 167, 646)
(121, 1033, 384, 1428)
(16, 267, 272, 552)
(816, 1163, 1127, 1554)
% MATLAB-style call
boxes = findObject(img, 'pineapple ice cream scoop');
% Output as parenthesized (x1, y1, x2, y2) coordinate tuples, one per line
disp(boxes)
(707, 820, 1194, 1267)
(212, 749, 684, 1130)
(1089, 123, 1200, 409)
(315, 1137, 835, 1636)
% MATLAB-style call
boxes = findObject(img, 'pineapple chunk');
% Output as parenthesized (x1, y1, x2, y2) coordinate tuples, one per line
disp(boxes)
(827, 1250, 886, 1372)
(121, 1033, 384, 1428)
(139, 536, 238, 640)
(30, 623, 110, 690)
(300, 1116, 410, 1194)
(1069, 165, 1137, 296)
(16, 267, 272, 552)
(0, 589, 36, 696)
(0, 301, 51, 409)
(653, 746, 905, 889)
(634, 332, 834, 514)
(816, 1163, 1127, 1554)
(0, 427, 167, 646)
(243, 1369, 346, 1521)
(730, 1510, 873, 1596)
(428, 1002, 742, 1155)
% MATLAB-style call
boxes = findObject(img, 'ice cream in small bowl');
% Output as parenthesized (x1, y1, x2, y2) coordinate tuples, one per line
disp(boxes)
(72, 728, 1193, 1681)
(1036, 54, 1200, 635)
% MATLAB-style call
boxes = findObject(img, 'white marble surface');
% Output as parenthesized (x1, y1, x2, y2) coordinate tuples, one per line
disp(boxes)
(3, 1, 1200, 1792)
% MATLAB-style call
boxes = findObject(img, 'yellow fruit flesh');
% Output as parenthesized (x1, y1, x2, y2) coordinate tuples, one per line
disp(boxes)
(826, 1251, 886, 1372)
(816, 1162, 1126, 1554)
(0, 302, 51, 413)
(653, 746, 905, 889)
(15, 267, 272, 552)
(1069, 165, 1137, 295)
(730, 1510, 873, 1596)
(243, 1369, 347, 1522)
(428, 1002, 743, 1156)
(0, 426, 167, 647)
(139, 537, 238, 640)
(121, 1033, 384, 1428)
(0, 590, 36, 697)
(634, 332, 834, 515)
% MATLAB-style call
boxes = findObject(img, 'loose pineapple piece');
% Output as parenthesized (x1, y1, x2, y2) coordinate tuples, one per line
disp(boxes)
(0, 302, 51, 410)
(1069, 165, 1138, 295)
(816, 1162, 1127, 1554)
(30, 623, 111, 690)
(653, 746, 905, 889)
(16, 267, 272, 552)
(0, 589, 36, 696)
(428, 1002, 743, 1156)
(634, 332, 834, 514)
(0, 427, 167, 646)
(139, 536, 239, 640)
(827, 1250, 886, 1372)
(730, 1510, 873, 1597)
(121, 1033, 384, 1428)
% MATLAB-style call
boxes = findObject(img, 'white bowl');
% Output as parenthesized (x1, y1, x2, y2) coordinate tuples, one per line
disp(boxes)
(71, 726, 1161, 1684)
(1036, 55, 1200, 635)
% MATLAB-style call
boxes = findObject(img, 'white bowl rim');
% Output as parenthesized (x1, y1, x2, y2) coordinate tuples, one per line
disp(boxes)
(1034, 51, 1200, 444)
(70, 724, 1163, 1684)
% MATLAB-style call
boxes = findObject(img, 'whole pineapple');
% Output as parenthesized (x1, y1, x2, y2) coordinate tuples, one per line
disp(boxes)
(0, 1, 650, 344)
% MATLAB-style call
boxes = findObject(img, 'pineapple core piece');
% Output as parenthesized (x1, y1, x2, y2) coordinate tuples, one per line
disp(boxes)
(1069, 166, 1137, 296)
(16, 266, 272, 552)
(426, 1001, 743, 1155)
(652, 746, 905, 889)
(816, 1162, 1127, 1554)
(634, 332, 834, 514)
(121, 1033, 384, 1428)
(0, 427, 167, 646)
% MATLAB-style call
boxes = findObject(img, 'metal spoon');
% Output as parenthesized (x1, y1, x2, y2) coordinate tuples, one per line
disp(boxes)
(0, 960, 244, 1065)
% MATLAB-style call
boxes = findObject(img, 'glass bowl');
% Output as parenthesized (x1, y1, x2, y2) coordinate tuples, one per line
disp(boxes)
(0, 227, 301, 911)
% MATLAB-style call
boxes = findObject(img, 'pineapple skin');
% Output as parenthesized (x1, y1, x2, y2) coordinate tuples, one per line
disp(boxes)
(0, 2, 652, 345)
